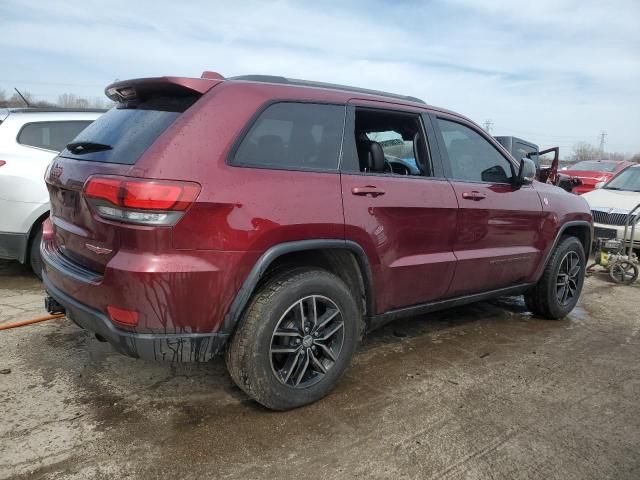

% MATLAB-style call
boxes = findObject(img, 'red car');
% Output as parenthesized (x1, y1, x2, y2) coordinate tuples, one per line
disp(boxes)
(42, 72, 592, 410)
(563, 160, 634, 194)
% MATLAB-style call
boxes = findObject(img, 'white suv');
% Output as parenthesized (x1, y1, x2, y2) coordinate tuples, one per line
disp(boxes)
(0, 108, 104, 276)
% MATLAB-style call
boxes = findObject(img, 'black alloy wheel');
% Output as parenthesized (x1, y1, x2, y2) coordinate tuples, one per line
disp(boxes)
(556, 251, 581, 306)
(270, 295, 345, 388)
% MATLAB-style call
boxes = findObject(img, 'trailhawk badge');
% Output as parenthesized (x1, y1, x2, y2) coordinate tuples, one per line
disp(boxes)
(85, 243, 112, 255)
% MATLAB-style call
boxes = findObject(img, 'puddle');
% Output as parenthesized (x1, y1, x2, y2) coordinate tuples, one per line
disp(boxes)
(568, 305, 590, 322)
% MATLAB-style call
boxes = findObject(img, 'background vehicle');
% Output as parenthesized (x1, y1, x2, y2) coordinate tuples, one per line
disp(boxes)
(41, 73, 592, 410)
(582, 164, 640, 250)
(562, 159, 634, 194)
(0, 108, 104, 276)
(494, 136, 581, 193)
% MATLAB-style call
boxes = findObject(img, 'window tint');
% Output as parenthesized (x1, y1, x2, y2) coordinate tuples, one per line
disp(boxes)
(438, 119, 513, 183)
(234, 103, 345, 171)
(18, 121, 93, 152)
(60, 95, 196, 165)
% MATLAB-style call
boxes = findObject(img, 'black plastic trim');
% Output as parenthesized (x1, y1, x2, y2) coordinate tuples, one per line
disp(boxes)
(536, 220, 593, 281)
(40, 240, 103, 285)
(43, 272, 228, 362)
(0, 232, 28, 262)
(223, 239, 374, 332)
(368, 283, 533, 331)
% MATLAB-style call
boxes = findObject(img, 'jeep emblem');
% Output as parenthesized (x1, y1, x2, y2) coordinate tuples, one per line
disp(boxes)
(50, 162, 63, 180)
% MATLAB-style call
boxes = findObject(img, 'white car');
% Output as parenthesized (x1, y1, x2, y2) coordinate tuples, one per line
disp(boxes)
(582, 163, 640, 248)
(0, 108, 104, 276)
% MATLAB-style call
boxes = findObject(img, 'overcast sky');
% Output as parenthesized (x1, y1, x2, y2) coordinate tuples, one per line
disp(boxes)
(1, 0, 638, 153)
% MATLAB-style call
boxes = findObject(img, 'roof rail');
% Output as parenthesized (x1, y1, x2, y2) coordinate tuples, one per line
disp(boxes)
(227, 74, 426, 104)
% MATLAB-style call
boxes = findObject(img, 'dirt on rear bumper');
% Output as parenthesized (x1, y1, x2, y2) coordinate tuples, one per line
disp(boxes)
(43, 271, 229, 362)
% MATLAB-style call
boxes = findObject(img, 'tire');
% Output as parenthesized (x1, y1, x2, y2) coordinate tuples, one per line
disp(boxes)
(524, 236, 586, 319)
(29, 224, 43, 280)
(226, 267, 361, 410)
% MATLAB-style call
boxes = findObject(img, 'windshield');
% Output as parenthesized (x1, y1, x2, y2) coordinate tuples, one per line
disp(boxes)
(570, 161, 617, 172)
(604, 167, 640, 192)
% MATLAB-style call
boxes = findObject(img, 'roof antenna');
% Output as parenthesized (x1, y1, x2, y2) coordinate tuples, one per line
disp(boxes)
(14, 88, 31, 107)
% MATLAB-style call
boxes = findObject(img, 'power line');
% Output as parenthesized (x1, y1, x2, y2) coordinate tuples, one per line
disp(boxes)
(483, 119, 493, 133)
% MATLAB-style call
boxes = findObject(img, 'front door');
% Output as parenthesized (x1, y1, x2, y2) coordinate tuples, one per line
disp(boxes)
(431, 115, 543, 297)
(340, 103, 459, 314)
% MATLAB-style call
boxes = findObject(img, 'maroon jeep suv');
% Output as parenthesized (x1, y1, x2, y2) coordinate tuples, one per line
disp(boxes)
(42, 72, 592, 410)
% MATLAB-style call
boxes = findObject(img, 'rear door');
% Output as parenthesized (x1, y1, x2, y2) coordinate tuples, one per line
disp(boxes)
(340, 102, 459, 314)
(431, 114, 543, 296)
(46, 90, 203, 273)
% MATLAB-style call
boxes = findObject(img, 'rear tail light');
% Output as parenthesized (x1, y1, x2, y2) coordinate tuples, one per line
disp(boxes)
(83, 175, 200, 226)
(0, 160, 6, 167)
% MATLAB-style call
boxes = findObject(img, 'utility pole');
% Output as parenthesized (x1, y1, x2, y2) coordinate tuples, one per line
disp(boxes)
(483, 119, 493, 134)
(599, 131, 607, 155)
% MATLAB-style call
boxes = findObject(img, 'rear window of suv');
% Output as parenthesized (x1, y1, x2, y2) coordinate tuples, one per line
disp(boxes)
(59, 95, 197, 165)
(18, 121, 93, 152)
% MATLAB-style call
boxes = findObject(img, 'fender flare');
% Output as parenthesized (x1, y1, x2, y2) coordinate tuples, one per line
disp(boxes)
(535, 220, 593, 282)
(222, 239, 374, 333)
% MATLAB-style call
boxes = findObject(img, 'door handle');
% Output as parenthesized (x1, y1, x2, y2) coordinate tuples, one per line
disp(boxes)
(461, 191, 487, 201)
(352, 186, 386, 197)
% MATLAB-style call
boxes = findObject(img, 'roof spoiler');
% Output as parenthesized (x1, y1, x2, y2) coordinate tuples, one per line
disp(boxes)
(105, 75, 222, 103)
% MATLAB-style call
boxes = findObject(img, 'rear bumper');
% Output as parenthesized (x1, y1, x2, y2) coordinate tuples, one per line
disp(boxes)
(41, 236, 257, 327)
(0, 231, 28, 262)
(43, 271, 229, 361)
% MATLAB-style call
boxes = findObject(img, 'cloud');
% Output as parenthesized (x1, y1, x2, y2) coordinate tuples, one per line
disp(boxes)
(1, 0, 638, 152)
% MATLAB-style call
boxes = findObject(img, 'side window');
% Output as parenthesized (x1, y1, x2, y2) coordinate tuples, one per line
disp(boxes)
(233, 103, 345, 171)
(437, 119, 514, 183)
(18, 121, 93, 152)
(353, 108, 430, 176)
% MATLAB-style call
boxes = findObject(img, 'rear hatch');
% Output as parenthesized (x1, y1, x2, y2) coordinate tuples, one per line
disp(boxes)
(45, 77, 217, 273)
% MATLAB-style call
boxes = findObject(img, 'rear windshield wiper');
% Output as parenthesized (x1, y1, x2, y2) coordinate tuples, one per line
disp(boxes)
(66, 141, 112, 154)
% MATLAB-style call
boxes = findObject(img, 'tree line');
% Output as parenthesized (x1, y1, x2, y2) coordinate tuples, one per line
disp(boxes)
(0, 89, 112, 109)
(568, 142, 640, 164)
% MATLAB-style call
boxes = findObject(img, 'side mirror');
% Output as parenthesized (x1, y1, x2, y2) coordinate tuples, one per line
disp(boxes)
(595, 181, 605, 189)
(526, 152, 540, 167)
(515, 158, 536, 186)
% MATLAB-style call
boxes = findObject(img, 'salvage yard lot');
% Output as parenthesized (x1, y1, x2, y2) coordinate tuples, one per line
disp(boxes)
(1, 259, 639, 479)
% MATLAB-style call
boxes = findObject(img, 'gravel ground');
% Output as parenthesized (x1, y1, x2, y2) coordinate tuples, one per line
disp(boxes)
(1, 259, 639, 479)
